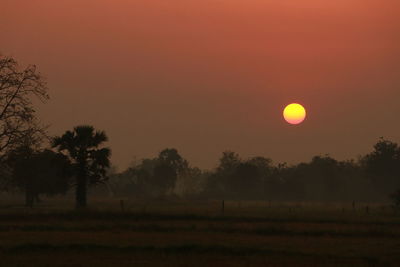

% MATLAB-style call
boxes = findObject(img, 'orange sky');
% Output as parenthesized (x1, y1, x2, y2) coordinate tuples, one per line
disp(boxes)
(2, 0, 400, 170)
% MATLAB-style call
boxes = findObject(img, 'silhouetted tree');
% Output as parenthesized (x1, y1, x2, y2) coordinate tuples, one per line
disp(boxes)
(107, 166, 142, 197)
(152, 149, 188, 197)
(152, 162, 176, 196)
(276, 163, 306, 201)
(248, 156, 274, 197)
(204, 152, 273, 199)
(306, 156, 341, 201)
(203, 151, 241, 198)
(158, 148, 188, 172)
(248, 157, 273, 176)
(0, 55, 49, 159)
(52, 125, 111, 208)
(273, 156, 368, 202)
(113, 158, 159, 198)
(230, 162, 261, 198)
(217, 151, 241, 174)
(175, 167, 206, 198)
(7, 147, 71, 207)
(107, 139, 400, 203)
(109, 149, 191, 198)
(362, 138, 400, 198)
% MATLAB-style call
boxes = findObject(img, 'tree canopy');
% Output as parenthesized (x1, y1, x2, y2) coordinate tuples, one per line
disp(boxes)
(52, 125, 111, 208)
(6, 147, 72, 207)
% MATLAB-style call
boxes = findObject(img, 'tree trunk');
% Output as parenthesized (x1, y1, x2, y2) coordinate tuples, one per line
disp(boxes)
(25, 178, 34, 208)
(76, 175, 87, 208)
(25, 189, 34, 208)
(76, 160, 87, 209)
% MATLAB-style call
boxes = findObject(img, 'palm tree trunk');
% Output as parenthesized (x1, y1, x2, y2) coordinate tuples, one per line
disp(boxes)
(76, 160, 87, 209)
(76, 175, 87, 208)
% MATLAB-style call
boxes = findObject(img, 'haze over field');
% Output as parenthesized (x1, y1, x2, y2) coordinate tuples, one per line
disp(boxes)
(2, 0, 400, 169)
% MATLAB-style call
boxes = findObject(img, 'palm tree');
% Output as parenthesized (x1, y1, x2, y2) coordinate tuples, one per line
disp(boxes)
(52, 125, 111, 208)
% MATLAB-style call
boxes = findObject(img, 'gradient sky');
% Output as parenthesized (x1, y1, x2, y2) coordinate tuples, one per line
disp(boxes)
(2, 0, 400, 170)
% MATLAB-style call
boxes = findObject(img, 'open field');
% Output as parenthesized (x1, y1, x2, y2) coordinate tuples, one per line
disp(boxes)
(0, 198, 399, 266)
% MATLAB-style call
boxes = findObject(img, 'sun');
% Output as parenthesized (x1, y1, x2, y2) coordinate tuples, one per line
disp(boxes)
(283, 103, 306, 125)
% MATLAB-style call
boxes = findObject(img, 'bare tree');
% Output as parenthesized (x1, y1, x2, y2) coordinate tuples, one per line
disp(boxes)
(0, 55, 49, 159)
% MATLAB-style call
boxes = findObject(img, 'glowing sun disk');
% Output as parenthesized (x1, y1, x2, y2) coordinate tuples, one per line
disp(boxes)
(283, 103, 306, 125)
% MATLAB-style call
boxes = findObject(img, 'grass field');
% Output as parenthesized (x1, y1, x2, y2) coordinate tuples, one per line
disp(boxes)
(0, 198, 399, 266)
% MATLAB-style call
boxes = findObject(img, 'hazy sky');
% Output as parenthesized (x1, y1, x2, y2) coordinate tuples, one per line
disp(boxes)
(2, 0, 400, 170)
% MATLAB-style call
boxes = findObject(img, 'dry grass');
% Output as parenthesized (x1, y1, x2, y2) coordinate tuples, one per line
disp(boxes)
(0, 197, 399, 266)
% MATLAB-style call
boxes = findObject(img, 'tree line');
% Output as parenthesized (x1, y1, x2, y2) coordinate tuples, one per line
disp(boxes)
(108, 140, 400, 204)
(1, 54, 400, 208)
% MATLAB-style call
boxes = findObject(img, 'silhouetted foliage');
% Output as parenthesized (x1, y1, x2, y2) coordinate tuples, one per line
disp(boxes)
(362, 138, 400, 196)
(6, 146, 71, 207)
(152, 148, 188, 196)
(105, 138, 400, 204)
(175, 166, 207, 198)
(109, 148, 195, 198)
(158, 148, 188, 173)
(230, 162, 261, 198)
(52, 125, 111, 208)
(203, 152, 273, 199)
(203, 151, 240, 198)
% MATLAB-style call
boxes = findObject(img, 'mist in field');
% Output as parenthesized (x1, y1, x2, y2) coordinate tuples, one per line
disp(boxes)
(2, 1, 400, 265)
(2, 138, 400, 208)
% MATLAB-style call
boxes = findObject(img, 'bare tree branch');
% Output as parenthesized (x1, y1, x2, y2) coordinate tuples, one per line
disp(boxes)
(0, 54, 49, 157)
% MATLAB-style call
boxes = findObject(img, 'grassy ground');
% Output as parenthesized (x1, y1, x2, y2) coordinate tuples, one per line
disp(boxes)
(0, 198, 399, 266)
